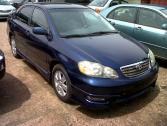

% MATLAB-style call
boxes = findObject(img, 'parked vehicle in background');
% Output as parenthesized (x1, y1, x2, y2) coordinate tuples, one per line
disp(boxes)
(8, 0, 33, 9)
(65, 0, 92, 5)
(0, 0, 16, 19)
(88, 0, 128, 13)
(0, 50, 5, 79)
(101, 4, 167, 60)
(10, 0, 92, 9)
(7, 3, 158, 109)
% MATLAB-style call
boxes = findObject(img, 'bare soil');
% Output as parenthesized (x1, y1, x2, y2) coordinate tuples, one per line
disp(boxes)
(0, 22, 167, 126)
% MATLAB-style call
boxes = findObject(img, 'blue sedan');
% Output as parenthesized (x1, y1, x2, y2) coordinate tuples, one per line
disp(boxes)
(7, 3, 158, 109)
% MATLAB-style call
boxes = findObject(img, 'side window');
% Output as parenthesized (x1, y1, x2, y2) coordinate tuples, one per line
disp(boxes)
(107, 11, 114, 19)
(110, 7, 137, 23)
(17, 6, 33, 25)
(138, 9, 166, 29)
(31, 8, 48, 29)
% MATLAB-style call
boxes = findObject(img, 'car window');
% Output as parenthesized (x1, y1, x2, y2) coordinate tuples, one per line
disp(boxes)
(49, 8, 115, 37)
(31, 8, 48, 29)
(107, 10, 114, 19)
(109, 7, 137, 23)
(138, 9, 166, 29)
(109, 0, 128, 7)
(89, 0, 108, 7)
(17, 6, 34, 25)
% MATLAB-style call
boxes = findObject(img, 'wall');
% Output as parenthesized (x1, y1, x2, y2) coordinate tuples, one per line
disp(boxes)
(151, 0, 167, 5)
(127, 0, 141, 4)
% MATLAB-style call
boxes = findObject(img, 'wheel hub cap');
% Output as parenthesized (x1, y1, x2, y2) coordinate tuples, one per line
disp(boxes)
(54, 71, 67, 97)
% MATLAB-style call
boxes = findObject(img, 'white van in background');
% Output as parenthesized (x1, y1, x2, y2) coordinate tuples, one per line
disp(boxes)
(88, 0, 128, 13)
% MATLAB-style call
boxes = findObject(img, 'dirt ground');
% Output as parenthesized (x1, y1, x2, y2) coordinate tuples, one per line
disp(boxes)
(0, 21, 167, 126)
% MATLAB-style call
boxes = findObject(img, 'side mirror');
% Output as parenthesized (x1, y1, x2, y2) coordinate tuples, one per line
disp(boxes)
(33, 27, 48, 35)
(161, 24, 167, 30)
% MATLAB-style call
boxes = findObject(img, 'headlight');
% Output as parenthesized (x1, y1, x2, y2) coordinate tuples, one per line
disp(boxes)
(0, 55, 3, 60)
(148, 49, 155, 67)
(10, 9, 16, 14)
(78, 61, 118, 79)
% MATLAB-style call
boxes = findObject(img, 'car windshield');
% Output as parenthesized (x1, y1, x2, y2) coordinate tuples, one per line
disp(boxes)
(89, 0, 108, 7)
(0, 0, 10, 5)
(49, 8, 116, 37)
(10, 0, 27, 3)
(161, 9, 167, 15)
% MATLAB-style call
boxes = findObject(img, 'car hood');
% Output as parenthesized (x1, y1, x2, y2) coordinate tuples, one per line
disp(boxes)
(62, 33, 148, 69)
(0, 5, 15, 10)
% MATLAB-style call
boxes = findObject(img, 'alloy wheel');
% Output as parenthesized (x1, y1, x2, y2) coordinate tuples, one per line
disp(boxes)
(54, 70, 68, 97)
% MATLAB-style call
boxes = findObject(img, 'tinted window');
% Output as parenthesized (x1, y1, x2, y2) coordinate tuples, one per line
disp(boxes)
(112, 7, 137, 23)
(17, 6, 33, 25)
(31, 8, 48, 29)
(49, 8, 115, 37)
(109, 0, 128, 7)
(107, 11, 114, 19)
(138, 9, 166, 29)
(0, 0, 10, 5)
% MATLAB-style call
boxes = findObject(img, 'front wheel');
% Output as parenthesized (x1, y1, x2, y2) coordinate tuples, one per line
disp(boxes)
(52, 64, 72, 102)
(10, 36, 20, 58)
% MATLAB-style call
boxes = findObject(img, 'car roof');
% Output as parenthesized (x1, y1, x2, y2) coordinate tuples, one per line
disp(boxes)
(25, 2, 88, 9)
(112, 4, 167, 11)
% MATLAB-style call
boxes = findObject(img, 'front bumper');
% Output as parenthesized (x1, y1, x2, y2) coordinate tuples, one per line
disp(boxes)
(0, 13, 10, 19)
(70, 64, 158, 109)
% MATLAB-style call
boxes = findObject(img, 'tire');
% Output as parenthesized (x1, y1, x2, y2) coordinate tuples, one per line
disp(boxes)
(10, 36, 20, 58)
(52, 64, 72, 102)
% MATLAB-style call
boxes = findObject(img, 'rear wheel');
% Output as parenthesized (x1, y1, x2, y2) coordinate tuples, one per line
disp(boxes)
(10, 36, 20, 58)
(52, 64, 72, 102)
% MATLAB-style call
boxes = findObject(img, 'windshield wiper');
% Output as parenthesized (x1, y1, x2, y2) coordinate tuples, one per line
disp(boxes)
(61, 34, 88, 38)
(86, 31, 118, 36)
(62, 31, 118, 38)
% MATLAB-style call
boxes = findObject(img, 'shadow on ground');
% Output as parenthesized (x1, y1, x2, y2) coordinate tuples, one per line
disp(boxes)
(77, 85, 160, 118)
(0, 19, 7, 22)
(19, 58, 161, 118)
(0, 73, 31, 114)
(156, 58, 167, 68)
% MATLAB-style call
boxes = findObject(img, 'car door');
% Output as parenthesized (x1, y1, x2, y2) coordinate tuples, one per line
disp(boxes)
(14, 6, 34, 56)
(134, 8, 167, 59)
(26, 7, 50, 73)
(106, 6, 137, 37)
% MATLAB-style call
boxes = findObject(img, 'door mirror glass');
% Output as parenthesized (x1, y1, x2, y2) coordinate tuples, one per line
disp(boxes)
(32, 27, 48, 35)
(161, 24, 167, 30)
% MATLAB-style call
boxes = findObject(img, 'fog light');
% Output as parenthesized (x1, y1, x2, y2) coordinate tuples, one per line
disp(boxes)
(87, 96, 105, 102)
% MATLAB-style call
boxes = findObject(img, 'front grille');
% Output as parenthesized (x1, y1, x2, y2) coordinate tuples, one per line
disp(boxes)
(120, 60, 150, 78)
(0, 10, 11, 13)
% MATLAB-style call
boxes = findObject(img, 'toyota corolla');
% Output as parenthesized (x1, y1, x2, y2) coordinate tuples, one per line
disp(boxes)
(7, 3, 158, 108)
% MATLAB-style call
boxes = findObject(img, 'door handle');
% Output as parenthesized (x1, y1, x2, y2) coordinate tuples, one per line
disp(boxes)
(135, 26, 142, 30)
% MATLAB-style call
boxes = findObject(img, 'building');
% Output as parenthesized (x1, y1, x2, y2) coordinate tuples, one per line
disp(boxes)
(128, 0, 167, 5)
(127, 0, 141, 4)
(141, 0, 167, 5)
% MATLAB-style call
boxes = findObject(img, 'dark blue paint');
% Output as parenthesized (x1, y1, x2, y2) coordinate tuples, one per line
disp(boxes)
(7, 3, 159, 109)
